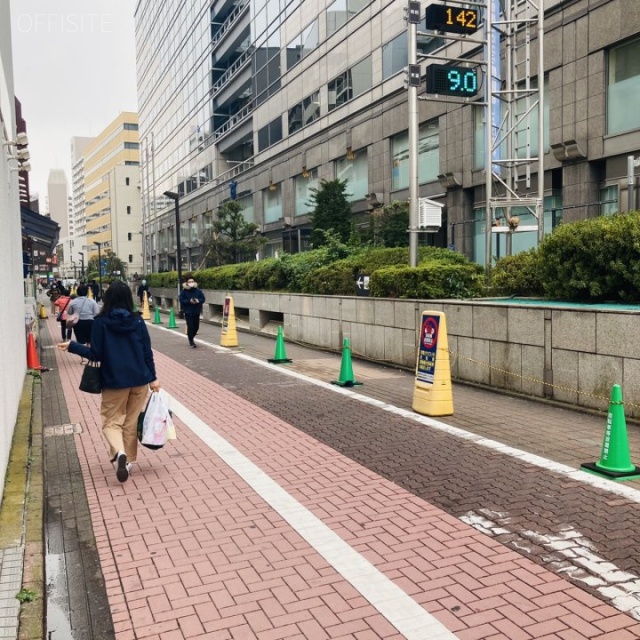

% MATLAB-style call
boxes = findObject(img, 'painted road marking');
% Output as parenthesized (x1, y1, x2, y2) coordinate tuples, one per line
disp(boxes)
(150, 323, 640, 504)
(167, 394, 458, 640)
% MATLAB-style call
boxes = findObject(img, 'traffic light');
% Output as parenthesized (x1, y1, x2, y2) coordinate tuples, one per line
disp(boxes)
(230, 180, 237, 200)
(426, 64, 479, 97)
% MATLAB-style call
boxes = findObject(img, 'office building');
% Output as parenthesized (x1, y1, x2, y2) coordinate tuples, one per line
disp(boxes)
(82, 112, 142, 276)
(135, 0, 640, 270)
(47, 169, 70, 239)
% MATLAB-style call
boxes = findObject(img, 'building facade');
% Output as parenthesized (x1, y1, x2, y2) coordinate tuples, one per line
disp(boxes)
(135, 0, 640, 271)
(0, 0, 30, 502)
(82, 112, 142, 276)
(47, 168, 70, 239)
(70, 136, 94, 239)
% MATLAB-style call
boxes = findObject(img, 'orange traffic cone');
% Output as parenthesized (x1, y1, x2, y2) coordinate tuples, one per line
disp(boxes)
(26, 333, 42, 370)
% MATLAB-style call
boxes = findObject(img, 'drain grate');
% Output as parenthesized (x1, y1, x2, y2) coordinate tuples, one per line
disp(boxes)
(44, 423, 83, 437)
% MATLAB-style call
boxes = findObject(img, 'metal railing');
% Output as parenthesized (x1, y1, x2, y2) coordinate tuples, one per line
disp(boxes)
(211, 0, 249, 48)
(211, 49, 252, 96)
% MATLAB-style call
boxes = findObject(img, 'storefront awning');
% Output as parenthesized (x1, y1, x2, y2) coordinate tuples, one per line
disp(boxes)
(21, 206, 59, 252)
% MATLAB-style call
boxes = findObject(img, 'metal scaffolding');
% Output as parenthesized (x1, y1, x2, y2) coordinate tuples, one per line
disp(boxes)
(484, 0, 545, 270)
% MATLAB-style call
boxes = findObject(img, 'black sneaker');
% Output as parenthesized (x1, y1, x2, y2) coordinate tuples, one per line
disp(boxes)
(190, 341, 196, 348)
(116, 452, 129, 482)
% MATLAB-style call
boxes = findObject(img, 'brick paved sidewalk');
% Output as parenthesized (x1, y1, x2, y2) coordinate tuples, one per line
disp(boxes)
(47, 314, 640, 639)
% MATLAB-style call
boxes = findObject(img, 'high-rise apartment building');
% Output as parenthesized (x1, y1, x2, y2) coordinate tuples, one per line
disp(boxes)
(135, 0, 640, 270)
(70, 135, 95, 238)
(82, 112, 142, 276)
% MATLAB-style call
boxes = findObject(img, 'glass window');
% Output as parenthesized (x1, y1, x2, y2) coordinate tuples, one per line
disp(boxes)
(190, 219, 199, 244)
(301, 20, 319, 58)
(238, 194, 255, 223)
(294, 168, 320, 215)
(383, 32, 407, 80)
(287, 20, 319, 70)
(473, 195, 562, 264)
(608, 38, 640, 134)
(258, 117, 283, 151)
(391, 120, 439, 190)
(328, 56, 372, 111)
(288, 92, 320, 134)
(327, 0, 369, 36)
(335, 149, 368, 201)
(327, 0, 347, 36)
(600, 185, 619, 215)
(263, 184, 282, 223)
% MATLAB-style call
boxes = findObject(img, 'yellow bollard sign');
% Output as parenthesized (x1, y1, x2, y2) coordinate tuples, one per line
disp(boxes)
(220, 295, 239, 347)
(412, 310, 454, 416)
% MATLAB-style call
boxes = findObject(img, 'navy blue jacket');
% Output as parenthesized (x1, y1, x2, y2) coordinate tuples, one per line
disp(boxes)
(68, 309, 156, 389)
(179, 286, 205, 317)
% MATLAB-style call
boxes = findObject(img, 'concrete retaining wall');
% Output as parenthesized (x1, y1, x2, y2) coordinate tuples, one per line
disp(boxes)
(153, 288, 640, 417)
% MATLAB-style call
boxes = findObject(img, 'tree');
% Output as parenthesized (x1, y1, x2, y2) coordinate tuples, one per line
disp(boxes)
(308, 179, 352, 247)
(202, 200, 264, 266)
(372, 200, 410, 247)
(86, 251, 128, 281)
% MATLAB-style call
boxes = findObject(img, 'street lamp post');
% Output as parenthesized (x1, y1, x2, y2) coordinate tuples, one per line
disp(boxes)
(93, 242, 103, 300)
(78, 252, 85, 279)
(163, 191, 182, 298)
(71, 261, 76, 280)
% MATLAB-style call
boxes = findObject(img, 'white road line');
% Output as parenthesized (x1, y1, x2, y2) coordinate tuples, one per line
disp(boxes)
(167, 394, 458, 640)
(150, 323, 640, 503)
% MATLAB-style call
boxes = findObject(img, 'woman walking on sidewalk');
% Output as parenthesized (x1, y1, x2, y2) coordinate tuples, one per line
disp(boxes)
(179, 275, 205, 347)
(57, 281, 161, 483)
(67, 283, 100, 345)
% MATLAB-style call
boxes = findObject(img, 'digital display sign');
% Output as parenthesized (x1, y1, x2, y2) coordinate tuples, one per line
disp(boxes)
(425, 4, 479, 35)
(426, 64, 479, 97)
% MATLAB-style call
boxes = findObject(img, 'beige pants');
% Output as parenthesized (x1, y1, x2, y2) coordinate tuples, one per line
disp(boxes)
(100, 386, 149, 462)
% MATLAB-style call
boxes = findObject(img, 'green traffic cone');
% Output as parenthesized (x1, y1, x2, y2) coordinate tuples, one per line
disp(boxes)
(268, 326, 291, 363)
(167, 308, 178, 329)
(332, 338, 362, 387)
(581, 384, 640, 481)
(153, 307, 163, 325)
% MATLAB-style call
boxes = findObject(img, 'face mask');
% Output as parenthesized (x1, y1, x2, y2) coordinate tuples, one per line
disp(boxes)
(142, 280, 146, 285)
(188, 282, 196, 288)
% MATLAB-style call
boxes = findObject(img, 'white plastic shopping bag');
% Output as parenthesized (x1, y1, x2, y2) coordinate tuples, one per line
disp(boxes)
(141, 391, 175, 447)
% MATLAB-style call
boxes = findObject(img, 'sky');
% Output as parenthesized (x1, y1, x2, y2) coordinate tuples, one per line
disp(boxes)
(9, 0, 138, 203)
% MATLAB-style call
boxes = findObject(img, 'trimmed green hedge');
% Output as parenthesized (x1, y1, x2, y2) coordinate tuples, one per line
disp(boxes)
(490, 249, 545, 297)
(146, 246, 485, 299)
(370, 262, 486, 299)
(491, 211, 640, 302)
(537, 212, 640, 302)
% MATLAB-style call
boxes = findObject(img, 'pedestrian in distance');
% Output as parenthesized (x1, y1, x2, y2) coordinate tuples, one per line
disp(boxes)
(47, 281, 64, 313)
(67, 283, 100, 345)
(179, 275, 205, 348)
(57, 281, 161, 483)
(53, 292, 72, 341)
(137, 279, 150, 305)
(89, 279, 100, 302)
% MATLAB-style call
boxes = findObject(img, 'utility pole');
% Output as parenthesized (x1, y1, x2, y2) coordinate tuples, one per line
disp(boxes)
(407, 1, 421, 267)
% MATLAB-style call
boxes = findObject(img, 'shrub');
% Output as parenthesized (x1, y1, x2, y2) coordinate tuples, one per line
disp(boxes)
(370, 262, 486, 299)
(491, 249, 544, 296)
(243, 259, 288, 291)
(538, 212, 640, 302)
